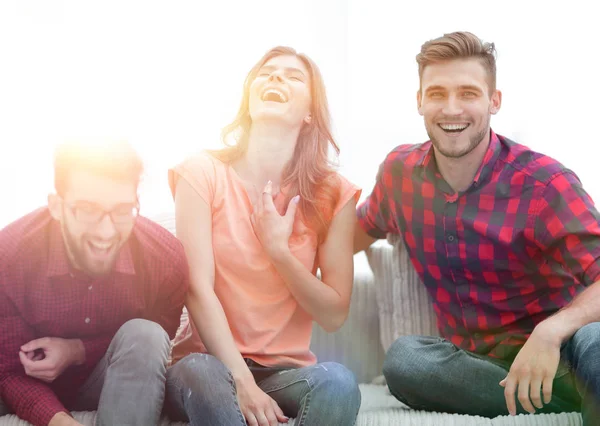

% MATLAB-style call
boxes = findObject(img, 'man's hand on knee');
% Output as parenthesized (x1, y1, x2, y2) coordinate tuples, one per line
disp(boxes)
(19, 337, 85, 382)
(499, 323, 561, 415)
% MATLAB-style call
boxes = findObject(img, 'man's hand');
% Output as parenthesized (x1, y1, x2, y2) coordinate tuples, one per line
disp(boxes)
(19, 337, 85, 383)
(499, 322, 562, 415)
(48, 412, 84, 426)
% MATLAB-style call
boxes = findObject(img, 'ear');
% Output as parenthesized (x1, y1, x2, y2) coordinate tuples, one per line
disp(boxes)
(490, 90, 502, 115)
(47, 194, 63, 221)
(417, 90, 424, 116)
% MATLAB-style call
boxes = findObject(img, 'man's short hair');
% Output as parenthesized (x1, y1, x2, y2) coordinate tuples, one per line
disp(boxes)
(53, 140, 144, 196)
(417, 31, 497, 93)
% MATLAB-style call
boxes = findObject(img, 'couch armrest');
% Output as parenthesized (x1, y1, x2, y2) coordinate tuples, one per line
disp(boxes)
(310, 256, 385, 384)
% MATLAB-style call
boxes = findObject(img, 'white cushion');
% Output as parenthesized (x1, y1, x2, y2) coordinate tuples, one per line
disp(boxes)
(366, 234, 438, 352)
(311, 263, 385, 384)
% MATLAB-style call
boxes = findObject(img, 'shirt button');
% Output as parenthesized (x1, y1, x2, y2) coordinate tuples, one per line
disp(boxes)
(447, 234, 455, 242)
(84, 317, 91, 324)
(88, 285, 93, 291)
(69, 273, 75, 278)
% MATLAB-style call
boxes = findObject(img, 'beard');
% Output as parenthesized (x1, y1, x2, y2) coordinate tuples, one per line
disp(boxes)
(61, 218, 120, 277)
(426, 115, 490, 159)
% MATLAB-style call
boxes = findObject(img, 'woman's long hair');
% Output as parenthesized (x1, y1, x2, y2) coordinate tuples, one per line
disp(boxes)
(210, 46, 341, 242)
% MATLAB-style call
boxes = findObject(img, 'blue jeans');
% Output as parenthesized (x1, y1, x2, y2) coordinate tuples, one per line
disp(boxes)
(383, 323, 600, 425)
(165, 354, 361, 426)
(71, 319, 171, 425)
(0, 319, 171, 425)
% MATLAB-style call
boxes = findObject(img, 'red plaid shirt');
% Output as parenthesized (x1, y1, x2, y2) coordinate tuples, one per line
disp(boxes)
(358, 131, 600, 361)
(0, 208, 189, 426)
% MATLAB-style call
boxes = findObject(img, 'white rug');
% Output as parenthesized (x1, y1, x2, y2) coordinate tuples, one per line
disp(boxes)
(356, 384, 581, 426)
(0, 384, 582, 425)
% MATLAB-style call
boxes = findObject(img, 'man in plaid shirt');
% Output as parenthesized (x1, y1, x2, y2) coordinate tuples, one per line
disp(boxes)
(355, 31, 600, 425)
(0, 141, 189, 426)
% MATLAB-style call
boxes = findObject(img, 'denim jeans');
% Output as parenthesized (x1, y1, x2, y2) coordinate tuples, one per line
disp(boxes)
(0, 319, 170, 425)
(165, 353, 361, 426)
(383, 323, 600, 425)
(70, 318, 172, 425)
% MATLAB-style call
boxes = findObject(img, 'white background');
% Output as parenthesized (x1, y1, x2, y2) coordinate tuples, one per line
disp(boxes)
(1, 0, 598, 228)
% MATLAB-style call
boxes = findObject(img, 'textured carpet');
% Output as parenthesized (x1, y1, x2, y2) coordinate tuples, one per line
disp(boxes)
(0, 384, 582, 425)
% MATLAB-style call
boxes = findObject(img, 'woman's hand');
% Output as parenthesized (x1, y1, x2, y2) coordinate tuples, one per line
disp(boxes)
(236, 376, 288, 426)
(250, 181, 299, 261)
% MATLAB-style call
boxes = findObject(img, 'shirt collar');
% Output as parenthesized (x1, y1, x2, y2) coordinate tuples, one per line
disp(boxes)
(46, 220, 136, 277)
(472, 130, 502, 185)
(419, 143, 435, 169)
(418, 129, 502, 187)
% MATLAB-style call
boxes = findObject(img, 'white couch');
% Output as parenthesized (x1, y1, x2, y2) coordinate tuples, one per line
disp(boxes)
(0, 216, 583, 426)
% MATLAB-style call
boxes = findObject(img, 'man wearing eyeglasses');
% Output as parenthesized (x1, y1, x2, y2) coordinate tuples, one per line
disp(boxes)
(0, 141, 189, 426)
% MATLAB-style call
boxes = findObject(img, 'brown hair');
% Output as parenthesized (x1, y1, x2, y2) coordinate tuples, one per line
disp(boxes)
(54, 141, 144, 196)
(417, 31, 497, 93)
(210, 46, 340, 242)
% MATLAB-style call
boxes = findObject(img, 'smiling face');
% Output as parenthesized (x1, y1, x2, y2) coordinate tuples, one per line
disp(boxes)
(417, 58, 501, 158)
(248, 54, 312, 128)
(48, 169, 138, 277)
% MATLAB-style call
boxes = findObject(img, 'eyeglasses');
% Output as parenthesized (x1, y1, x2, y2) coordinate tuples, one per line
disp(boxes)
(63, 200, 140, 225)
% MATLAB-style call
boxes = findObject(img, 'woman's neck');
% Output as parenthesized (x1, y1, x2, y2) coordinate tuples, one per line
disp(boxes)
(235, 121, 300, 189)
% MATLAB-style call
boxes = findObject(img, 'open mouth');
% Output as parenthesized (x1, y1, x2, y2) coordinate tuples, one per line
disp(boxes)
(87, 240, 115, 258)
(261, 88, 288, 103)
(438, 123, 469, 133)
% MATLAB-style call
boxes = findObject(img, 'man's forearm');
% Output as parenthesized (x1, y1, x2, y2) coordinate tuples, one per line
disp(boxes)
(68, 339, 85, 365)
(538, 279, 600, 343)
(0, 374, 68, 426)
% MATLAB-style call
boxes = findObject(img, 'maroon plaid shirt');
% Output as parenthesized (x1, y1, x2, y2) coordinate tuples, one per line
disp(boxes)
(358, 130, 600, 361)
(0, 208, 189, 426)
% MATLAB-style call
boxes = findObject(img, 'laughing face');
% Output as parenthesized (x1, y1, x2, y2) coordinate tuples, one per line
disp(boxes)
(417, 58, 501, 158)
(248, 54, 312, 127)
(49, 169, 138, 277)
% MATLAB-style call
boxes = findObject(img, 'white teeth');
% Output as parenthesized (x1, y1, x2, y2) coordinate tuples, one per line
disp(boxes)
(90, 242, 112, 250)
(262, 88, 287, 102)
(440, 123, 468, 131)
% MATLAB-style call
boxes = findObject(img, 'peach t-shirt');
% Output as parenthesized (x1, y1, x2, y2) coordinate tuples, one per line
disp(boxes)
(168, 152, 361, 368)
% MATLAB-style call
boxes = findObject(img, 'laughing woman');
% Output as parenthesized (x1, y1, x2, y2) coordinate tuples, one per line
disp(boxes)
(165, 46, 361, 426)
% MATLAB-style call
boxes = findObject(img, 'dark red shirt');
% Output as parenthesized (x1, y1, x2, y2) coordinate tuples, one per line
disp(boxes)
(358, 131, 600, 361)
(0, 208, 189, 425)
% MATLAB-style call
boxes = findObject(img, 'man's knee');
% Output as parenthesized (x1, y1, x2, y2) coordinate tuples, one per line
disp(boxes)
(383, 335, 447, 392)
(384, 336, 433, 377)
(112, 319, 170, 359)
